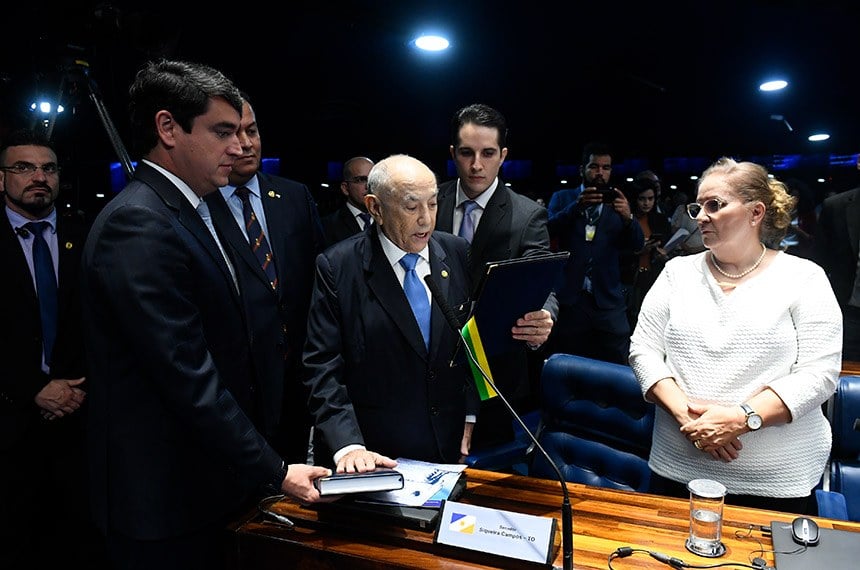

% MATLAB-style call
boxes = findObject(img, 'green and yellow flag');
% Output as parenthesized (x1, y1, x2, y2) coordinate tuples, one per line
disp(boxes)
(461, 316, 498, 401)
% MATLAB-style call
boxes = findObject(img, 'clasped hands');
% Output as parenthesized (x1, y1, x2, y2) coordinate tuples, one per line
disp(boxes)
(679, 401, 746, 463)
(36, 377, 87, 420)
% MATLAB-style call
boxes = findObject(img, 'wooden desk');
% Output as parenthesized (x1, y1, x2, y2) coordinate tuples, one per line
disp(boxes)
(842, 360, 860, 376)
(227, 469, 860, 569)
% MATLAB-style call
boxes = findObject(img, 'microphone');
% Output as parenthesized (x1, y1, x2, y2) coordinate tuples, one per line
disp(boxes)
(424, 274, 573, 570)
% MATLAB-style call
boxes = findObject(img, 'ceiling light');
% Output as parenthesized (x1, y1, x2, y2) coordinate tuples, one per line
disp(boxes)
(30, 101, 64, 114)
(808, 133, 830, 142)
(413, 34, 450, 51)
(759, 79, 788, 92)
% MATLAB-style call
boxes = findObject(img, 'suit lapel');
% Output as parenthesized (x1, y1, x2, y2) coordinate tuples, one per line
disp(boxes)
(135, 165, 239, 301)
(207, 191, 273, 293)
(471, 185, 508, 254)
(436, 181, 457, 233)
(427, 238, 452, 362)
(364, 229, 428, 359)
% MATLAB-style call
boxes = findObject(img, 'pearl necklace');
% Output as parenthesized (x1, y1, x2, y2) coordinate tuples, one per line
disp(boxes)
(711, 243, 767, 279)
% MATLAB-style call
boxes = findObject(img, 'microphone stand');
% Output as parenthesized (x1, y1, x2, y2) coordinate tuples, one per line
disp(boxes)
(424, 275, 573, 570)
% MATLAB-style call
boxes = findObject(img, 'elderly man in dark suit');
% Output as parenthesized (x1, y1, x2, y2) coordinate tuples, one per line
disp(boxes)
(815, 182, 860, 361)
(304, 154, 477, 473)
(0, 129, 105, 568)
(435, 103, 555, 450)
(80, 60, 328, 569)
(321, 156, 375, 247)
(206, 93, 325, 464)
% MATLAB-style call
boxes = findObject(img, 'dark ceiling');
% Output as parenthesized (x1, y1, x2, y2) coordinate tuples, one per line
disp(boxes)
(2, 0, 859, 206)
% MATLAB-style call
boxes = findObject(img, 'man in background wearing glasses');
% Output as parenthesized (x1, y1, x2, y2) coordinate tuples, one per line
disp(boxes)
(0, 129, 106, 567)
(322, 156, 375, 247)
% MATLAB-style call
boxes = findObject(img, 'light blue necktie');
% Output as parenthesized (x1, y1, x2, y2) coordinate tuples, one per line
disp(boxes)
(400, 253, 430, 349)
(25, 221, 57, 365)
(458, 200, 479, 243)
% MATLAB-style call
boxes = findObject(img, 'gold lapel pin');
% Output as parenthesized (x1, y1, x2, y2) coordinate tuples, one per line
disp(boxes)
(267, 190, 281, 199)
(65, 241, 73, 250)
(441, 270, 449, 279)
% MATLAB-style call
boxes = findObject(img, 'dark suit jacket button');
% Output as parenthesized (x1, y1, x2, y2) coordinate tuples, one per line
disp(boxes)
(427, 371, 436, 381)
(281, 324, 288, 334)
(430, 406, 439, 416)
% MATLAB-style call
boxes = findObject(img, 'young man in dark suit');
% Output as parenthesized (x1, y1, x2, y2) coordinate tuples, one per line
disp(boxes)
(80, 60, 329, 569)
(206, 94, 325, 464)
(0, 129, 105, 568)
(435, 103, 555, 450)
(304, 154, 477, 472)
(321, 156, 375, 247)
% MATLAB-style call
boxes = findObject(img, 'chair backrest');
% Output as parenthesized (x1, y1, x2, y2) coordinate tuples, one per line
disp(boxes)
(529, 353, 655, 492)
(831, 376, 860, 461)
(823, 376, 860, 521)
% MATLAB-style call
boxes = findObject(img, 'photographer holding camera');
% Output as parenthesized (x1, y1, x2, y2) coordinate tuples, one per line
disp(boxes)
(546, 142, 644, 364)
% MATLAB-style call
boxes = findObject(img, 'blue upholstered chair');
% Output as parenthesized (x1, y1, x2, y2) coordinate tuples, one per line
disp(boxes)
(529, 354, 655, 492)
(817, 376, 860, 521)
(464, 409, 541, 475)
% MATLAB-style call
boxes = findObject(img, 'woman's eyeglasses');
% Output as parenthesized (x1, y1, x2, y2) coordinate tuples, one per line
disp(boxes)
(686, 197, 727, 219)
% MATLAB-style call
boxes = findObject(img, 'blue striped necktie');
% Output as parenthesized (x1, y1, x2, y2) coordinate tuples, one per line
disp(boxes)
(25, 221, 58, 365)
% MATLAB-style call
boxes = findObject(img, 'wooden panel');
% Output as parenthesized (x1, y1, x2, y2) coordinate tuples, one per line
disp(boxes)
(842, 360, 860, 377)
(229, 469, 860, 569)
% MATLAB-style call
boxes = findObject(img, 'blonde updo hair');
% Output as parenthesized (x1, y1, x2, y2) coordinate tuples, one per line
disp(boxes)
(699, 157, 796, 249)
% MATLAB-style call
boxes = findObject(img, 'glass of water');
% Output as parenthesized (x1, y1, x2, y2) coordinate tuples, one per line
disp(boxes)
(685, 478, 727, 557)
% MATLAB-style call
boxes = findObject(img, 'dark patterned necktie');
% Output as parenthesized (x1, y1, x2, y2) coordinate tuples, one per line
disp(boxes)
(359, 212, 372, 230)
(25, 221, 58, 364)
(400, 253, 430, 349)
(235, 187, 278, 290)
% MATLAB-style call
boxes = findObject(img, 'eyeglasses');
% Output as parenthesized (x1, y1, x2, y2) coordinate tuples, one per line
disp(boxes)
(686, 197, 727, 219)
(0, 162, 61, 176)
(348, 175, 368, 184)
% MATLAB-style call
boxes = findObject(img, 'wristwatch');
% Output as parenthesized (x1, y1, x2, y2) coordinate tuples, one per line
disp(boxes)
(740, 403, 762, 431)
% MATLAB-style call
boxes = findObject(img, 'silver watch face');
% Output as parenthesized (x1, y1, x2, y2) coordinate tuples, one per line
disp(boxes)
(747, 413, 763, 430)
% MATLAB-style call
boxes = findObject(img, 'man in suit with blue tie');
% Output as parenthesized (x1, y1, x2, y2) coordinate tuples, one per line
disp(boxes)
(0, 129, 105, 568)
(206, 93, 325, 464)
(80, 60, 329, 569)
(304, 154, 477, 473)
(435, 103, 555, 450)
(321, 156, 375, 247)
(546, 142, 644, 364)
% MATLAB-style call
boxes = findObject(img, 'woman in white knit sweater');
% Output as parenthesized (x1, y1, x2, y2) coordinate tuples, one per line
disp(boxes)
(629, 157, 842, 514)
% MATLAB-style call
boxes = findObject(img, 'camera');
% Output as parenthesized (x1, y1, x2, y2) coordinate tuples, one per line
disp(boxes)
(593, 183, 616, 203)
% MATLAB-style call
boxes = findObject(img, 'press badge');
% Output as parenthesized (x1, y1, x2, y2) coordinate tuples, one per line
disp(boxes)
(585, 224, 596, 241)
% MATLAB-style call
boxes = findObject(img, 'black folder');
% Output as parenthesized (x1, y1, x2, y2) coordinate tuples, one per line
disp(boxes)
(463, 251, 570, 358)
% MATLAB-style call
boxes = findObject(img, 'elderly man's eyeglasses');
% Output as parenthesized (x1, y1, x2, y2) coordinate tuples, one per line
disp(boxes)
(686, 198, 727, 219)
(0, 162, 61, 176)
(347, 176, 368, 184)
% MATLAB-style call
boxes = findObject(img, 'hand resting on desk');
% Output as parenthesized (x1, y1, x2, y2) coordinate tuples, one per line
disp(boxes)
(337, 449, 398, 474)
